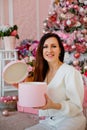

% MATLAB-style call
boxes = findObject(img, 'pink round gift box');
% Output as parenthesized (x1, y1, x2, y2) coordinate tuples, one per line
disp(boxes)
(18, 82, 47, 107)
(3, 60, 28, 84)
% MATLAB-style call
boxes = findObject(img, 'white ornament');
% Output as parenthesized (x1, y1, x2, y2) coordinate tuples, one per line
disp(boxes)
(75, 22, 81, 27)
(66, 20, 71, 26)
(43, 22, 47, 26)
(48, 11, 52, 15)
(84, 9, 87, 14)
(79, 7, 84, 13)
(60, 13, 66, 19)
(83, 17, 87, 22)
(84, 66, 87, 70)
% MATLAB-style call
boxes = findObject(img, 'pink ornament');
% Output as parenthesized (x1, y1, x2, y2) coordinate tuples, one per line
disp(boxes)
(83, 17, 87, 22)
(2, 110, 9, 116)
(63, 43, 67, 47)
(62, 7, 67, 13)
(81, 29, 87, 34)
(63, 43, 69, 51)
(0, 97, 5, 102)
(66, 1, 69, 5)
(74, 5, 79, 10)
(76, 43, 86, 53)
(74, 52, 80, 59)
(7, 96, 12, 101)
(4, 100, 7, 103)
(73, 60, 79, 66)
(12, 96, 17, 101)
(71, 45, 76, 50)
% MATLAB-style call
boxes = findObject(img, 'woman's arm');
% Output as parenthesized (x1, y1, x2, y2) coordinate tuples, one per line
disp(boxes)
(60, 68, 84, 117)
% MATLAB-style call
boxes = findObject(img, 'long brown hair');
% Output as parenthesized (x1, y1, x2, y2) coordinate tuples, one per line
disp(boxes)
(34, 33, 65, 81)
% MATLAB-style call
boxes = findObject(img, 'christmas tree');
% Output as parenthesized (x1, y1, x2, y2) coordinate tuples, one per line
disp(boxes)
(43, 0, 87, 85)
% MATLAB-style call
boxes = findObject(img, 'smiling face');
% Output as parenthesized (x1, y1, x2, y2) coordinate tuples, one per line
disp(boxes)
(43, 37, 61, 63)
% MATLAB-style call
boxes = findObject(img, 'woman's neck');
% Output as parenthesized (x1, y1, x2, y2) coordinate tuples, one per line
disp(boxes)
(46, 61, 63, 84)
(48, 60, 63, 72)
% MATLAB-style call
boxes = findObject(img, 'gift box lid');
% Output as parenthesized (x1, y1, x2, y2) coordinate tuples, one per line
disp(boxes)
(3, 60, 28, 84)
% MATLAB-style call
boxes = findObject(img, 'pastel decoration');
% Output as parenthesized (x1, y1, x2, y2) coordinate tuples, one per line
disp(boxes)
(18, 82, 47, 107)
(3, 61, 28, 84)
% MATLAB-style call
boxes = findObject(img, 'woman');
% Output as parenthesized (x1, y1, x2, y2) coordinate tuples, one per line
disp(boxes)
(25, 33, 86, 130)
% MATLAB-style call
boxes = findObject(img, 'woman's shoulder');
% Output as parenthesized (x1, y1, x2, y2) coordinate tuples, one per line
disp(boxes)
(62, 63, 80, 74)
(62, 63, 74, 69)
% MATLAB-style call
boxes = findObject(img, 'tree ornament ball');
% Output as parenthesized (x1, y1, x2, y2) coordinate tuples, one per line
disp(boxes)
(2, 110, 9, 116)
(66, 19, 71, 26)
(73, 60, 79, 66)
(12, 96, 17, 101)
(74, 52, 80, 59)
(84, 65, 87, 70)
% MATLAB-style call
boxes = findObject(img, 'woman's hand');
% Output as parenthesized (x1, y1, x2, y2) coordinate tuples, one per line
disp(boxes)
(12, 78, 27, 88)
(34, 94, 55, 110)
(12, 77, 30, 88)
(41, 94, 55, 110)
(12, 83, 19, 88)
(33, 94, 62, 110)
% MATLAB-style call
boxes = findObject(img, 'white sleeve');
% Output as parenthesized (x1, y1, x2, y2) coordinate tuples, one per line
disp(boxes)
(60, 68, 84, 117)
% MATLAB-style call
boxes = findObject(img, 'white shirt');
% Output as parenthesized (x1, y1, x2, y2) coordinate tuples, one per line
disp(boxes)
(39, 63, 84, 117)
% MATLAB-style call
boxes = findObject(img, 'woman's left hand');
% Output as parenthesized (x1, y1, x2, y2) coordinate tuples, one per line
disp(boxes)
(33, 94, 55, 110)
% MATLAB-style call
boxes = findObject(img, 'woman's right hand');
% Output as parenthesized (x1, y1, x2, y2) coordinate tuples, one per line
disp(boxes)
(12, 78, 27, 88)
(12, 83, 19, 88)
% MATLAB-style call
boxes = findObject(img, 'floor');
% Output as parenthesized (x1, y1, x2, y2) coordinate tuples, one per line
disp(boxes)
(0, 111, 39, 130)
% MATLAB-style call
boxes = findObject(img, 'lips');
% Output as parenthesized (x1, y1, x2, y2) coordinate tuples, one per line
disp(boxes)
(46, 53, 54, 57)
(47, 54, 54, 56)
(45, 53, 55, 60)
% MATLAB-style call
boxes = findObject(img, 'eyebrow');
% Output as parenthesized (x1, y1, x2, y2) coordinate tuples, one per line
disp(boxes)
(44, 42, 58, 45)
